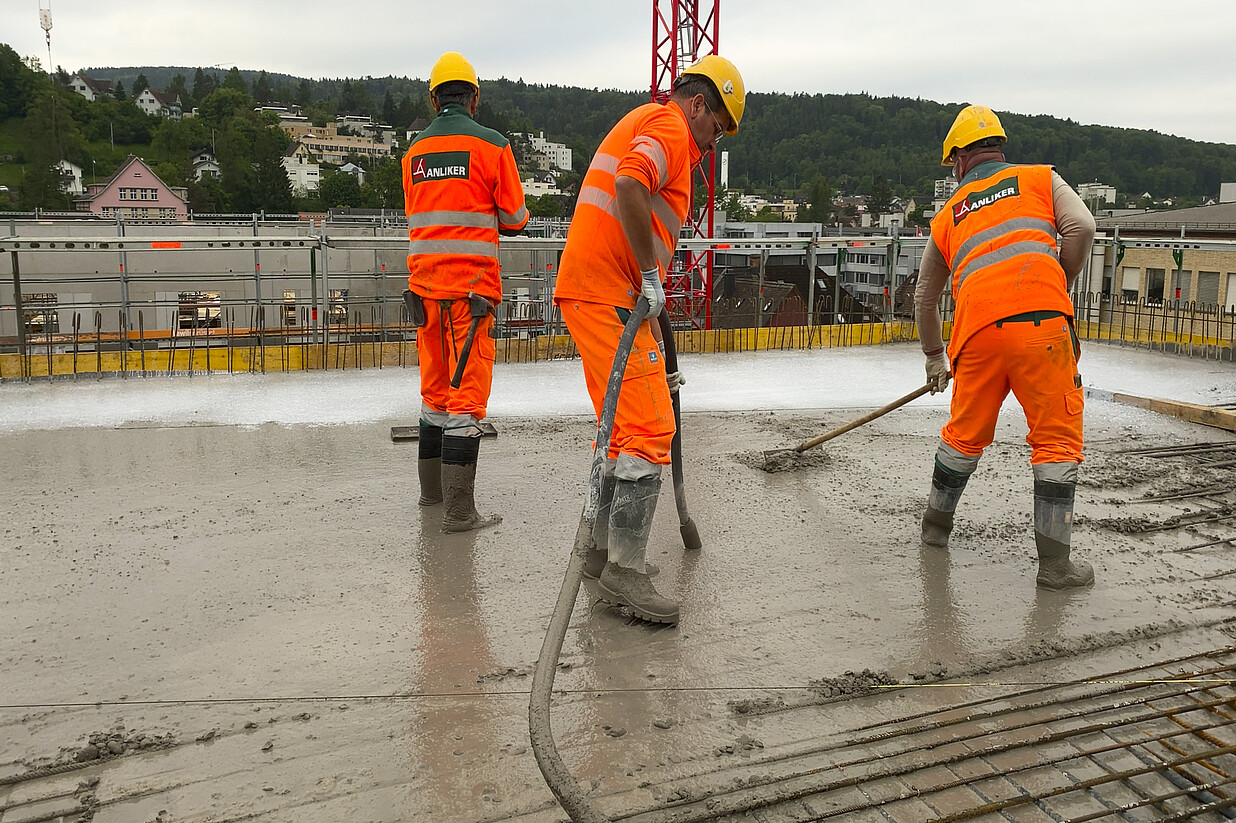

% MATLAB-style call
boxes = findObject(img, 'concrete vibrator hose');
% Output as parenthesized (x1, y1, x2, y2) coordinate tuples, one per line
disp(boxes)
(656, 311, 702, 551)
(529, 296, 650, 823)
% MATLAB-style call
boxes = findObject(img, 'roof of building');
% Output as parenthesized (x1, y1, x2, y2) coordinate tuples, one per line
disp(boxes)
(140, 87, 181, 108)
(74, 74, 114, 95)
(1097, 200, 1236, 232)
(74, 155, 186, 206)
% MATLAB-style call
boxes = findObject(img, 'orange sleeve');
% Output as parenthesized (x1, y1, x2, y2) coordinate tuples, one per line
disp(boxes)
(495, 144, 529, 232)
(615, 109, 674, 194)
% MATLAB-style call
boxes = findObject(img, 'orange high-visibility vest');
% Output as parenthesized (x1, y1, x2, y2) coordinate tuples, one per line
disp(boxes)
(402, 106, 528, 303)
(554, 102, 701, 309)
(930, 163, 1073, 361)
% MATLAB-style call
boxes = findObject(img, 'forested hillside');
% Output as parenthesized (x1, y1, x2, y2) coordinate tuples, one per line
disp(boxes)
(5, 48, 1236, 214)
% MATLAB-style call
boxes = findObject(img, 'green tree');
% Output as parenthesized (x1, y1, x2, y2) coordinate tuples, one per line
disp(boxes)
(223, 67, 247, 95)
(112, 79, 127, 101)
(528, 194, 563, 218)
(361, 159, 403, 208)
(196, 88, 252, 129)
(752, 205, 780, 222)
(133, 73, 150, 96)
(800, 176, 834, 224)
(20, 90, 84, 209)
(254, 71, 272, 104)
(0, 43, 43, 120)
(251, 126, 294, 213)
(381, 89, 396, 125)
(869, 174, 893, 215)
(166, 73, 190, 108)
(192, 67, 217, 102)
(318, 169, 362, 208)
(296, 79, 312, 107)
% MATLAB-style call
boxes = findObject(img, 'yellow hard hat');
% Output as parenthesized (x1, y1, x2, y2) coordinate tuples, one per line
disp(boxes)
(429, 52, 478, 92)
(941, 105, 1006, 166)
(679, 54, 745, 135)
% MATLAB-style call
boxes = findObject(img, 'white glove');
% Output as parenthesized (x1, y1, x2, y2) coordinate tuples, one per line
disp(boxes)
(666, 370, 686, 394)
(925, 351, 951, 394)
(641, 267, 665, 318)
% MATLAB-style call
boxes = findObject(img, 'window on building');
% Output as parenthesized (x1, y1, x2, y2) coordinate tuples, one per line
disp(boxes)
(1146, 268, 1165, 305)
(1121, 266, 1140, 304)
(283, 290, 297, 326)
(23, 293, 58, 335)
(329, 289, 348, 325)
(1171, 270, 1191, 302)
(1198, 271, 1220, 305)
(177, 291, 222, 329)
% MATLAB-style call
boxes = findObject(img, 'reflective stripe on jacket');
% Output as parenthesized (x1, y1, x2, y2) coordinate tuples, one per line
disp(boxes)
(930, 163, 1073, 361)
(401, 105, 528, 303)
(554, 102, 700, 309)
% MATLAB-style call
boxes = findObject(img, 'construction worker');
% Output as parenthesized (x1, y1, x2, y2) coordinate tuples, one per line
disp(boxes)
(402, 52, 528, 533)
(914, 104, 1097, 589)
(553, 55, 744, 624)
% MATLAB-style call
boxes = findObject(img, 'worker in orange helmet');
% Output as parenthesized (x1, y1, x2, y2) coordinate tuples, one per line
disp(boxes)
(914, 104, 1097, 589)
(402, 52, 528, 533)
(553, 55, 744, 624)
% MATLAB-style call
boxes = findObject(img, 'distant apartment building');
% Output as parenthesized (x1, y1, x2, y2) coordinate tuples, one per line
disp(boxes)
(281, 121, 393, 165)
(74, 155, 188, 220)
(68, 73, 113, 101)
(517, 131, 572, 172)
(934, 178, 959, 199)
(135, 87, 182, 119)
(282, 143, 320, 194)
(1078, 181, 1116, 206)
(56, 160, 84, 196)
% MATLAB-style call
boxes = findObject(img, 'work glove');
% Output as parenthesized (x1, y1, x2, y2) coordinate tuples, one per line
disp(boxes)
(925, 351, 951, 394)
(641, 267, 665, 318)
(666, 370, 686, 394)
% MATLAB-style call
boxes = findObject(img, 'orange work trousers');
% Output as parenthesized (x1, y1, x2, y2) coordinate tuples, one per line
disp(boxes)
(559, 299, 674, 465)
(943, 314, 1084, 465)
(416, 296, 496, 420)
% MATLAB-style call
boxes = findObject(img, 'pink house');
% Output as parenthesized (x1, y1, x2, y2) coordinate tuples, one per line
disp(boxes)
(74, 155, 189, 221)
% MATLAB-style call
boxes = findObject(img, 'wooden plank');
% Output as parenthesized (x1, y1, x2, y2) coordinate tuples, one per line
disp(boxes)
(390, 420, 499, 442)
(1089, 388, 1236, 433)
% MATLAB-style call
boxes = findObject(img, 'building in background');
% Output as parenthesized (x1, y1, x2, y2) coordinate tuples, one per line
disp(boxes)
(73, 155, 188, 221)
(134, 87, 183, 119)
(282, 143, 320, 194)
(68, 73, 113, 101)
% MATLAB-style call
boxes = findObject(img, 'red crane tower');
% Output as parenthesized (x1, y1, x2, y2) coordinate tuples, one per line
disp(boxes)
(651, 0, 721, 329)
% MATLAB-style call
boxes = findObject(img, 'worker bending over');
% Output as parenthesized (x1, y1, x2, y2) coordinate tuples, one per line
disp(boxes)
(402, 52, 528, 533)
(914, 104, 1097, 590)
(553, 56, 745, 623)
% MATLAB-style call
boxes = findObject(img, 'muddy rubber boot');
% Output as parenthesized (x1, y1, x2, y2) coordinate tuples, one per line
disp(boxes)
(417, 423, 443, 506)
(921, 462, 970, 548)
(583, 460, 617, 585)
(1033, 478, 1094, 590)
(596, 475, 679, 624)
(440, 435, 502, 534)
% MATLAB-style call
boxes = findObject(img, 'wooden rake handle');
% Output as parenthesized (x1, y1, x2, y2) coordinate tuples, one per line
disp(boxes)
(795, 382, 934, 453)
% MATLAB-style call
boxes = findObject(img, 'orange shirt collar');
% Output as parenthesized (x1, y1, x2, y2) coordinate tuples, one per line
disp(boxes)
(668, 102, 702, 167)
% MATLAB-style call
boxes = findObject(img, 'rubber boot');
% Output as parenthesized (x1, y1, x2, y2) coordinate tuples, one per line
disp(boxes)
(417, 423, 443, 506)
(1033, 478, 1094, 590)
(583, 459, 617, 584)
(440, 435, 502, 534)
(921, 462, 970, 548)
(596, 475, 679, 624)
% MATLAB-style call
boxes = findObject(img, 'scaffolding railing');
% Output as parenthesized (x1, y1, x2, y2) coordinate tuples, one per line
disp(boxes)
(2, 233, 1233, 381)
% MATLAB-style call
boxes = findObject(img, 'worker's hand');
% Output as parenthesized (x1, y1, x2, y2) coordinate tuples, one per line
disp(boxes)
(925, 352, 951, 394)
(666, 370, 686, 394)
(641, 267, 665, 318)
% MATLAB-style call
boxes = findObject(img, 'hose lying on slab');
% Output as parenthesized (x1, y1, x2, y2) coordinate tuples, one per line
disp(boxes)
(529, 296, 650, 823)
(656, 310, 702, 550)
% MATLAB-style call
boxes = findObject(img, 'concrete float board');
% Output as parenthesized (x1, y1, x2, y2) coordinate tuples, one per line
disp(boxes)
(0, 343, 1234, 821)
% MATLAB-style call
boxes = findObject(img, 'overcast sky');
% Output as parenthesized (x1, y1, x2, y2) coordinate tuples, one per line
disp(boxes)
(6, 1, 1234, 144)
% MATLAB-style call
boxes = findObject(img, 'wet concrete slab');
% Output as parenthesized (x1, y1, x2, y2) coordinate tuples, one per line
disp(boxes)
(1, 344, 1235, 821)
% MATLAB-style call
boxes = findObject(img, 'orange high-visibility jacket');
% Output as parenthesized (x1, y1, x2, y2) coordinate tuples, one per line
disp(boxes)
(554, 102, 701, 308)
(930, 163, 1074, 361)
(402, 105, 528, 303)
